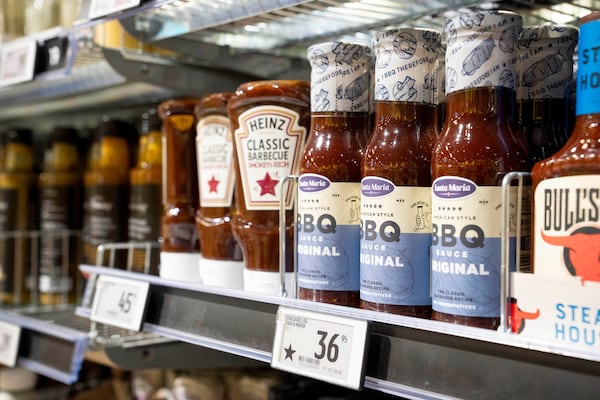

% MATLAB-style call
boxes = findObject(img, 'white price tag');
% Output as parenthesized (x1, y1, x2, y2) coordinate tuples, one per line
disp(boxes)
(0, 38, 37, 86)
(89, 0, 142, 19)
(0, 321, 21, 367)
(271, 307, 369, 390)
(90, 275, 150, 331)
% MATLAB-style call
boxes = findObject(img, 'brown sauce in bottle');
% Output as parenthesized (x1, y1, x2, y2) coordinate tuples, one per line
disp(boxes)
(297, 42, 373, 307)
(531, 12, 600, 278)
(360, 28, 440, 318)
(195, 93, 241, 261)
(228, 81, 310, 295)
(159, 99, 201, 280)
(431, 11, 528, 329)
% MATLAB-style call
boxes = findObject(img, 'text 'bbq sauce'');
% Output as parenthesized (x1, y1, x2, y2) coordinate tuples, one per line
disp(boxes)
(159, 99, 201, 282)
(297, 42, 373, 307)
(517, 25, 578, 165)
(431, 10, 528, 329)
(195, 93, 244, 290)
(360, 28, 441, 317)
(532, 12, 600, 282)
(228, 81, 310, 295)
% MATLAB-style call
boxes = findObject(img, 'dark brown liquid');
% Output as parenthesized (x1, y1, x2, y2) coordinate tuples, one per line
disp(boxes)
(228, 81, 310, 273)
(431, 87, 528, 330)
(195, 92, 242, 261)
(360, 102, 436, 318)
(159, 99, 201, 253)
(298, 112, 371, 307)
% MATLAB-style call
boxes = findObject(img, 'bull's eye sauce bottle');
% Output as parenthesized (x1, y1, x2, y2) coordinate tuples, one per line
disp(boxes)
(532, 11, 600, 282)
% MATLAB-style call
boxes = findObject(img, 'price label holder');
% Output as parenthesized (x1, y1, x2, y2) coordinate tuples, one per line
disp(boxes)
(271, 306, 369, 390)
(0, 37, 37, 86)
(89, 0, 142, 19)
(36, 34, 69, 74)
(0, 321, 21, 367)
(90, 275, 150, 331)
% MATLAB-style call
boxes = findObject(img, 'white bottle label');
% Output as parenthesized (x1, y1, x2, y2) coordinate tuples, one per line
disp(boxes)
(234, 106, 306, 211)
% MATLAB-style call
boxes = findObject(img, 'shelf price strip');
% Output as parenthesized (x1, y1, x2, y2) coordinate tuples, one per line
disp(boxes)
(0, 320, 21, 368)
(89, 0, 142, 19)
(271, 306, 369, 390)
(0, 37, 37, 86)
(90, 275, 150, 331)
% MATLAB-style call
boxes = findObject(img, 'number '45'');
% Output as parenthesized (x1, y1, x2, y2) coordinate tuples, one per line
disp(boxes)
(119, 292, 134, 314)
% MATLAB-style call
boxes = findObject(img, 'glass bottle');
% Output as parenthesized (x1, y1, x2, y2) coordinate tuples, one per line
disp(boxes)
(158, 99, 201, 282)
(531, 11, 600, 281)
(228, 81, 310, 296)
(431, 10, 528, 329)
(297, 41, 373, 307)
(517, 25, 578, 165)
(39, 127, 82, 305)
(83, 118, 132, 267)
(195, 92, 244, 289)
(128, 109, 162, 274)
(0, 128, 37, 305)
(360, 28, 441, 317)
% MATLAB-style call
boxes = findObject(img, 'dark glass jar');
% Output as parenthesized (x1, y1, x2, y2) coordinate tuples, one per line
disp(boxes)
(431, 10, 528, 329)
(517, 25, 578, 165)
(228, 81, 310, 295)
(297, 41, 373, 307)
(39, 127, 82, 304)
(128, 109, 162, 274)
(195, 92, 244, 289)
(360, 28, 441, 318)
(0, 128, 37, 305)
(158, 99, 201, 282)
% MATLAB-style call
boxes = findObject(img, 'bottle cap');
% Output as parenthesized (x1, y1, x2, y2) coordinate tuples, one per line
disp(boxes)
(373, 28, 441, 103)
(6, 128, 33, 145)
(444, 10, 523, 94)
(307, 41, 373, 112)
(517, 25, 578, 100)
(140, 108, 162, 135)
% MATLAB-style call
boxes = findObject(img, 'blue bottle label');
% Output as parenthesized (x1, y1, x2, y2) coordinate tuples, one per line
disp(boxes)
(360, 177, 432, 305)
(297, 174, 361, 291)
(577, 19, 600, 116)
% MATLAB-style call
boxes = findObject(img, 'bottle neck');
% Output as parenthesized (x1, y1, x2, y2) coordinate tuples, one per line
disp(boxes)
(445, 87, 514, 122)
(136, 130, 162, 169)
(374, 101, 437, 126)
(310, 111, 371, 134)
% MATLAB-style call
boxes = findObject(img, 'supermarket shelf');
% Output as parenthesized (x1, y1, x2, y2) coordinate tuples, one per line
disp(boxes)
(76, 265, 600, 400)
(0, 306, 89, 384)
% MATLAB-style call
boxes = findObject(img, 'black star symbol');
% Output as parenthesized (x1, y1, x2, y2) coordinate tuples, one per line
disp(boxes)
(284, 343, 295, 361)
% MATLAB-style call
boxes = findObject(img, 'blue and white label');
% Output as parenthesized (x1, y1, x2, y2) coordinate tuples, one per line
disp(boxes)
(297, 175, 361, 291)
(360, 178, 432, 305)
(431, 177, 517, 318)
(577, 19, 600, 116)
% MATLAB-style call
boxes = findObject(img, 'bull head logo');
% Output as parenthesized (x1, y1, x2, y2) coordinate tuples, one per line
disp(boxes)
(541, 226, 600, 284)
(509, 297, 540, 334)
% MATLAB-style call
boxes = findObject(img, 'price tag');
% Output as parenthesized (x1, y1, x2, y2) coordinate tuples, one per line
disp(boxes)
(0, 321, 21, 367)
(89, 0, 142, 19)
(90, 275, 150, 331)
(0, 37, 37, 86)
(271, 306, 369, 390)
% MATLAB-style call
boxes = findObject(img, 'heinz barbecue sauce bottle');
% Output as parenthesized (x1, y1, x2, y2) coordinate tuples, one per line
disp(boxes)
(297, 42, 373, 307)
(532, 12, 600, 280)
(360, 28, 441, 317)
(195, 93, 244, 289)
(228, 81, 310, 295)
(431, 10, 528, 329)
